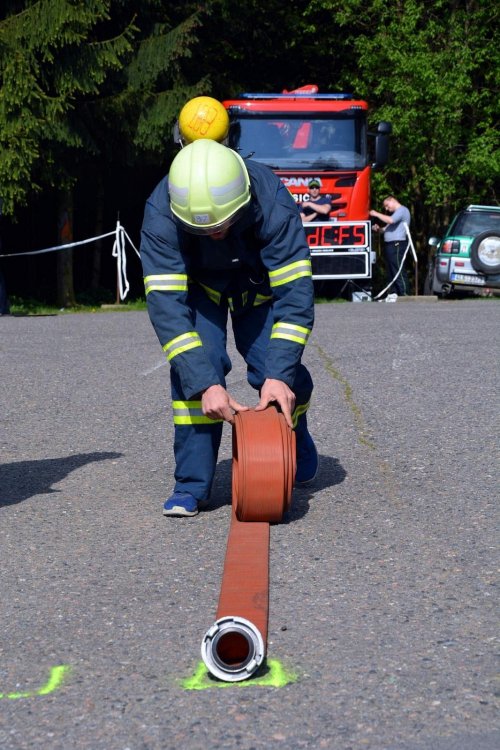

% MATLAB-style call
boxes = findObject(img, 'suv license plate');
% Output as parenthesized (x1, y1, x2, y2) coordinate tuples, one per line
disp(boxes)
(451, 273, 485, 285)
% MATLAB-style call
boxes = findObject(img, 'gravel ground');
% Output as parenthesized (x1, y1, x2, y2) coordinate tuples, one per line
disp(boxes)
(0, 298, 498, 750)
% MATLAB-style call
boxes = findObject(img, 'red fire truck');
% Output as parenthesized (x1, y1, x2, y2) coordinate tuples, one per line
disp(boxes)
(223, 85, 391, 294)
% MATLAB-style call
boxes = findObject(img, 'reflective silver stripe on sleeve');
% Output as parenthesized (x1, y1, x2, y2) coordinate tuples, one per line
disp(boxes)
(268, 259, 312, 288)
(162, 331, 202, 361)
(144, 274, 188, 294)
(270, 322, 311, 345)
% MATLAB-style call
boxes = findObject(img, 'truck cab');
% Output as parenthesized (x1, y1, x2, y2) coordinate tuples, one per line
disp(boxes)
(223, 85, 391, 286)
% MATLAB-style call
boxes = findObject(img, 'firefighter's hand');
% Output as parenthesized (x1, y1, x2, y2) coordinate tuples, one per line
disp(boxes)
(201, 384, 249, 425)
(255, 378, 295, 429)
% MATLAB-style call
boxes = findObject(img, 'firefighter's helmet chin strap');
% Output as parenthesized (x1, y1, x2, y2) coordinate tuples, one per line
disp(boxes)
(172, 119, 230, 149)
(172, 120, 185, 148)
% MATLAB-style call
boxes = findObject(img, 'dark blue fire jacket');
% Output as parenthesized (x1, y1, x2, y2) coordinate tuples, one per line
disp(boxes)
(140, 160, 314, 400)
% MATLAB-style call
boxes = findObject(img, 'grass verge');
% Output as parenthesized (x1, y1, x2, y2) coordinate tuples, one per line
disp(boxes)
(9, 295, 147, 316)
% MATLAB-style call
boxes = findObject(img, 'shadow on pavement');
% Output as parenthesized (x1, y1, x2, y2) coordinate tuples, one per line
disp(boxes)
(205, 458, 232, 511)
(286, 453, 347, 523)
(0, 452, 122, 507)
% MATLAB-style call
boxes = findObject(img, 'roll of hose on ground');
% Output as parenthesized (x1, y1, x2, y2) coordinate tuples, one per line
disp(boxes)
(201, 406, 296, 681)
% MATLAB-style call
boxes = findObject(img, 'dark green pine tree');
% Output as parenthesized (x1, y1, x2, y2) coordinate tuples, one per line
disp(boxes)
(0, 1, 135, 305)
(0, 2, 211, 304)
(0, 0, 136, 215)
(88, 4, 208, 168)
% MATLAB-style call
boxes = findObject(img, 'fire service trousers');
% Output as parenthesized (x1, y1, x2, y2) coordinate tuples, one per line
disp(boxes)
(169, 285, 313, 502)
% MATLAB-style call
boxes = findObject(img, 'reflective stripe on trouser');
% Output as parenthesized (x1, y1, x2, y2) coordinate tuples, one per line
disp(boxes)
(172, 400, 223, 425)
(170, 284, 313, 501)
(292, 400, 310, 429)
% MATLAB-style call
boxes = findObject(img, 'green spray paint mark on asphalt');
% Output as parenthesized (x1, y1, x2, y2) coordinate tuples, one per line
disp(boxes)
(0, 665, 70, 700)
(182, 659, 298, 690)
(315, 343, 375, 450)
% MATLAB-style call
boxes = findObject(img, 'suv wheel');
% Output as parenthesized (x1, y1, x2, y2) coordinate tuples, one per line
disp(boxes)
(470, 231, 500, 275)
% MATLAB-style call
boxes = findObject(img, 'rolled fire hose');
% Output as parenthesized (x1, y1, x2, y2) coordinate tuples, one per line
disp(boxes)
(201, 406, 296, 681)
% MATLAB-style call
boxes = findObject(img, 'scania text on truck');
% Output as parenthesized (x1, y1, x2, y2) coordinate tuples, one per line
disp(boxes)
(223, 85, 391, 292)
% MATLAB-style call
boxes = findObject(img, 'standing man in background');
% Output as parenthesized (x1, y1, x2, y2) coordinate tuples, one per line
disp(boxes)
(299, 179, 332, 223)
(370, 195, 411, 298)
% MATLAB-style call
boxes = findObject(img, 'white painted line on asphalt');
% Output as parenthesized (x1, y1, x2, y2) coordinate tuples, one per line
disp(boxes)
(142, 359, 167, 375)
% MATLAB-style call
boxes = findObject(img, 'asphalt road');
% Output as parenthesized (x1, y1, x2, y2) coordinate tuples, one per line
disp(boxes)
(0, 298, 498, 750)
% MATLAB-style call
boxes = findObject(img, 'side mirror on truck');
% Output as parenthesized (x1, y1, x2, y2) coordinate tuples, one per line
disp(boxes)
(373, 121, 392, 170)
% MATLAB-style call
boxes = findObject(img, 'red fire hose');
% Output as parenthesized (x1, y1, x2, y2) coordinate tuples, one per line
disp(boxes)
(201, 406, 296, 681)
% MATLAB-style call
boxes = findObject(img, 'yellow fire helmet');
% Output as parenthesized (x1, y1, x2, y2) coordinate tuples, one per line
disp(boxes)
(178, 96, 230, 144)
(168, 140, 251, 235)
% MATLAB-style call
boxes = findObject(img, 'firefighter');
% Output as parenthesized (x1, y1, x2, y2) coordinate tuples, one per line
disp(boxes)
(175, 95, 230, 146)
(140, 139, 318, 517)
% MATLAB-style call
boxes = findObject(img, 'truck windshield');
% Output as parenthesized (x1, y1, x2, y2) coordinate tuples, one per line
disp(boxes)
(228, 113, 367, 170)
